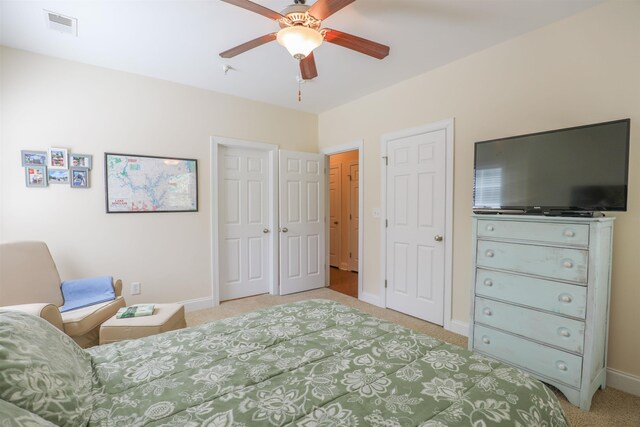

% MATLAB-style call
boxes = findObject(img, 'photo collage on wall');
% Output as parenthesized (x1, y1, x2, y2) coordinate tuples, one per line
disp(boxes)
(21, 148, 92, 188)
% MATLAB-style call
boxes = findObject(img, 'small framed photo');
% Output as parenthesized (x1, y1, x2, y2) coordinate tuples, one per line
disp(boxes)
(21, 150, 48, 166)
(48, 147, 68, 170)
(70, 153, 92, 169)
(70, 167, 90, 188)
(25, 166, 47, 187)
(48, 169, 70, 184)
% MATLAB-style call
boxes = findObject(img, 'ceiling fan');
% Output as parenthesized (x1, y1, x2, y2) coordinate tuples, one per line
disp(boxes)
(219, 0, 390, 80)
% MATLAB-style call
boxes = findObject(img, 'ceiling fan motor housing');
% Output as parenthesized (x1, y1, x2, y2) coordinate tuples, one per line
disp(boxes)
(279, 4, 321, 30)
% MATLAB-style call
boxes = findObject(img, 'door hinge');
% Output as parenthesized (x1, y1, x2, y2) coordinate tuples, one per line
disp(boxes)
(349, 213, 352, 220)
(349, 252, 352, 258)
(382, 156, 388, 166)
(385, 219, 388, 228)
(385, 279, 388, 288)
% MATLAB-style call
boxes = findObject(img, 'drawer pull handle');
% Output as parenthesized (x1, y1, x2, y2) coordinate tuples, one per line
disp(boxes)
(484, 279, 493, 287)
(564, 229, 576, 237)
(559, 328, 571, 337)
(482, 337, 491, 344)
(486, 225, 495, 232)
(563, 260, 573, 269)
(557, 362, 568, 371)
(483, 308, 493, 316)
(485, 250, 494, 258)
(559, 294, 573, 303)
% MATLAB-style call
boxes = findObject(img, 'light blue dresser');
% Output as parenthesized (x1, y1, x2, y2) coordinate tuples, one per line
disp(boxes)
(469, 214, 614, 410)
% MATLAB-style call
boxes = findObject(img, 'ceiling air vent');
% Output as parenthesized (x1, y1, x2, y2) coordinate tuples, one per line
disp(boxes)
(43, 10, 78, 36)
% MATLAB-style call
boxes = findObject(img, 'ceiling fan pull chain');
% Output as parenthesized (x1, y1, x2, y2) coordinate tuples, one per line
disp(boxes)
(298, 77, 302, 102)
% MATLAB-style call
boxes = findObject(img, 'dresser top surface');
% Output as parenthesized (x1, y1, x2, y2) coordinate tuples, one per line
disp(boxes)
(472, 214, 615, 224)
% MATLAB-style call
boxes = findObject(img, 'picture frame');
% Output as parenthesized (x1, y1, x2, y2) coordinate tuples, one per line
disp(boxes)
(70, 167, 90, 188)
(48, 147, 69, 170)
(70, 153, 93, 169)
(48, 169, 70, 184)
(25, 166, 47, 187)
(105, 152, 198, 213)
(21, 150, 47, 166)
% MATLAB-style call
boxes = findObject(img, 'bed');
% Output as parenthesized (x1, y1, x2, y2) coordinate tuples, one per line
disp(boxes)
(0, 299, 568, 426)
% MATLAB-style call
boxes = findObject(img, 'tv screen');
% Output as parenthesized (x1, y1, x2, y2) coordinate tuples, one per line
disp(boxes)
(473, 119, 630, 213)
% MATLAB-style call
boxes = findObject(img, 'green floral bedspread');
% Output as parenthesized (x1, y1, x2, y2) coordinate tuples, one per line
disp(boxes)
(87, 299, 568, 426)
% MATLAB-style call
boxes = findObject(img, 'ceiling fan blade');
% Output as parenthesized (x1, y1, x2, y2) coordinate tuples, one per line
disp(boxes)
(219, 33, 277, 58)
(308, 0, 355, 21)
(300, 53, 318, 80)
(221, 0, 284, 21)
(323, 29, 390, 59)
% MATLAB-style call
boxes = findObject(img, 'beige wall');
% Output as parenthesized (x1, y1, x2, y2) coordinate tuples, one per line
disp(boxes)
(319, 1, 640, 377)
(0, 47, 318, 305)
(329, 150, 359, 270)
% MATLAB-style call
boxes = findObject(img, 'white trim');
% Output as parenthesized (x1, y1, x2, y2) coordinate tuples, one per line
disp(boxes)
(448, 319, 469, 337)
(606, 368, 640, 397)
(321, 140, 364, 300)
(380, 118, 455, 328)
(359, 291, 384, 308)
(181, 296, 215, 313)
(210, 137, 279, 305)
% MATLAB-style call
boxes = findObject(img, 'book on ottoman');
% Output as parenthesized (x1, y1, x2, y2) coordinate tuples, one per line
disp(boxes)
(116, 304, 155, 319)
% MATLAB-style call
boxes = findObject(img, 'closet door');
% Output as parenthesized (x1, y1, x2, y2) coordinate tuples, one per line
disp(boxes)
(279, 150, 326, 295)
(219, 146, 271, 300)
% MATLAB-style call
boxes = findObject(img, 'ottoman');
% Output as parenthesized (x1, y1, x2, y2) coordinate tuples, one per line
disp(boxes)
(99, 303, 186, 345)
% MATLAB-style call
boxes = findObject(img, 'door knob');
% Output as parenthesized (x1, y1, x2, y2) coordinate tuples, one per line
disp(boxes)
(434, 235, 443, 242)
(281, 227, 288, 233)
(334, 221, 339, 225)
(263, 228, 270, 234)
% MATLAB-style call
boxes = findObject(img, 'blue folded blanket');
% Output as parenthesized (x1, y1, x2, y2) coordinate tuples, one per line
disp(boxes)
(59, 276, 116, 313)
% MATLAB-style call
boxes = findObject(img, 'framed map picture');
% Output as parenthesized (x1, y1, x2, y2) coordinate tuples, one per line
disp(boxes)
(105, 153, 198, 213)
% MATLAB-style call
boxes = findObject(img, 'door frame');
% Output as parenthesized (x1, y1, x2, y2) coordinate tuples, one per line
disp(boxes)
(328, 162, 342, 268)
(321, 140, 364, 299)
(210, 136, 279, 306)
(380, 119, 455, 329)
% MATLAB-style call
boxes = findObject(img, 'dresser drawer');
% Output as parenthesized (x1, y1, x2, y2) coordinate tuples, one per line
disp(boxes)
(474, 325, 582, 388)
(474, 297, 585, 353)
(475, 269, 587, 319)
(477, 240, 588, 283)
(477, 219, 589, 247)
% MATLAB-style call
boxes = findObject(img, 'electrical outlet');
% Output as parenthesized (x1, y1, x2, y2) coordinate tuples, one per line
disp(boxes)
(372, 207, 381, 218)
(131, 282, 141, 295)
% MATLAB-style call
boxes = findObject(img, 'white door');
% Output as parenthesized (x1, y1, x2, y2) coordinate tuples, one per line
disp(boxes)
(348, 162, 359, 272)
(329, 164, 341, 268)
(219, 146, 271, 301)
(279, 150, 326, 295)
(385, 129, 447, 324)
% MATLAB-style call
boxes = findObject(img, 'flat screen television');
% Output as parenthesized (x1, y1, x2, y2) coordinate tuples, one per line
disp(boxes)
(473, 119, 630, 215)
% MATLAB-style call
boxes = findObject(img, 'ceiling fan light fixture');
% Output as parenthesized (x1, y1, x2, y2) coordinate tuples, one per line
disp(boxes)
(276, 26, 323, 60)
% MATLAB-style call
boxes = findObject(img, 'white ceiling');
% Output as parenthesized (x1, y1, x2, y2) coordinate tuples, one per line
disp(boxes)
(0, 0, 603, 113)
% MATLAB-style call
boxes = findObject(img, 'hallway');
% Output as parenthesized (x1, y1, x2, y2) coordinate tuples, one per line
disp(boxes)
(328, 267, 358, 298)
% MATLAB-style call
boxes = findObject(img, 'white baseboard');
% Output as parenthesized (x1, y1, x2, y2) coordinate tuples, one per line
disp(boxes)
(359, 291, 383, 308)
(447, 319, 469, 337)
(181, 296, 216, 313)
(607, 368, 640, 397)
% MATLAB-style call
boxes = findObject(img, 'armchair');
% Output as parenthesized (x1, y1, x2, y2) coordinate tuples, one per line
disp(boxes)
(0, 241, 125, 347)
